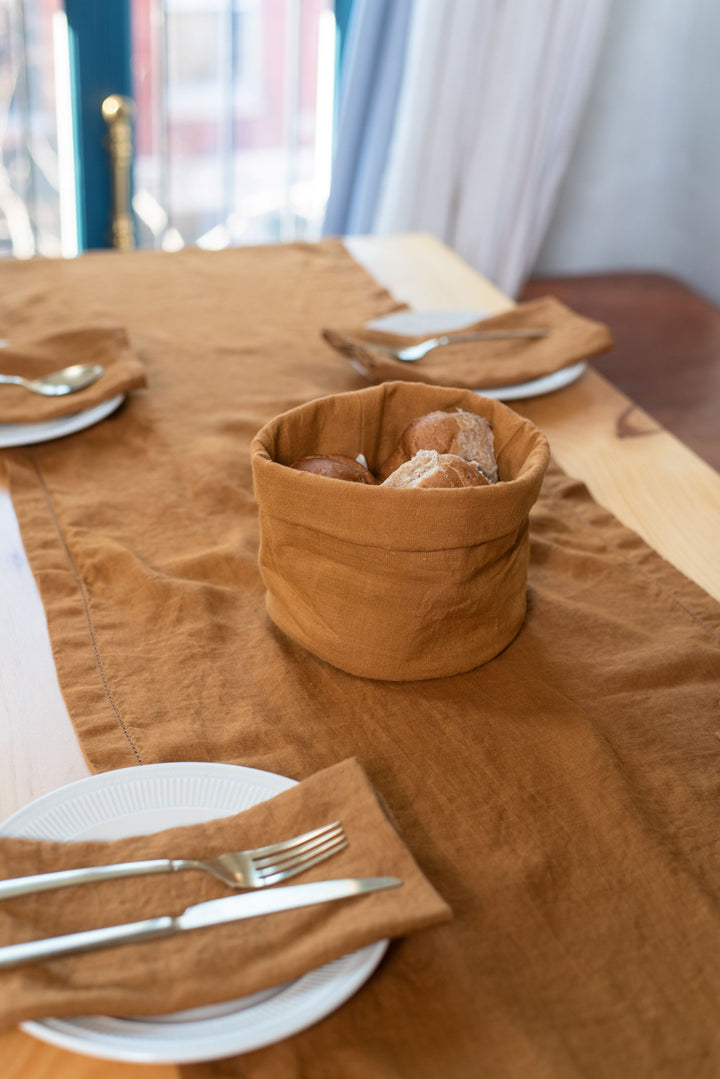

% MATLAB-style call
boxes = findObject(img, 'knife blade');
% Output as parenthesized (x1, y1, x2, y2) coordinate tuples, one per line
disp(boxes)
(0, 876, 402, 970)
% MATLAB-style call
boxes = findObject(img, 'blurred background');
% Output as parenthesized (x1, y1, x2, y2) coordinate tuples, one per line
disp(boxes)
(1, 0, 718, 303)
(0, 0, 340, 254)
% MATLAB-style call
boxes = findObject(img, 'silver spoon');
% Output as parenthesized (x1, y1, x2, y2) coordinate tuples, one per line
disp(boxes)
(0, 363, 105, 396)
(367, 329, 549, 363)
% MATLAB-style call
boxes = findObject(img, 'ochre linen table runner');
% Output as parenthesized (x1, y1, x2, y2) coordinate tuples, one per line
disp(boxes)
(1, 241, 720, 1079)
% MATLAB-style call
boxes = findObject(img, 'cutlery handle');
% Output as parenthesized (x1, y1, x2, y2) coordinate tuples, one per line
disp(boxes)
(440, 329, 548, 344)
(0, 859, 174, 899)
(0, 914, 177, 969)
(0, 374, 25, 387)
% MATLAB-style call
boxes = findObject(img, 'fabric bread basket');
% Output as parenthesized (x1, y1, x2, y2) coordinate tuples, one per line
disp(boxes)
(251, 381, 550, 681)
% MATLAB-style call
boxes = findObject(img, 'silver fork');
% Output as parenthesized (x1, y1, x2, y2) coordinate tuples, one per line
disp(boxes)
(364, 328, 549, 363)
(0, 821, 347, 899)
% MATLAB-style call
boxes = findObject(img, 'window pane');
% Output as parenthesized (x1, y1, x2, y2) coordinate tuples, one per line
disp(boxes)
(0, 0, 63, 259)
(0, 0, 337, 257)
(131, 0, 335, 250)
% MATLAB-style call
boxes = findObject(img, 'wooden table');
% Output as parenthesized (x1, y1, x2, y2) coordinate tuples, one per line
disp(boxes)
(521, 270, 720, 472)
(2, 233, 719, 1078)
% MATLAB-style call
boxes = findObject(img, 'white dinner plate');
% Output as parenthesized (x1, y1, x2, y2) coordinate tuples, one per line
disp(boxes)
(0, 762, 388, 1065)
(365, 309, 585, 400)
(0, 394, 126, 448)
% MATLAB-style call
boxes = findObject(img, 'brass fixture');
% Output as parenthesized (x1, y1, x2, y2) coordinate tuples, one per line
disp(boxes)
(101, 94, 135, 251)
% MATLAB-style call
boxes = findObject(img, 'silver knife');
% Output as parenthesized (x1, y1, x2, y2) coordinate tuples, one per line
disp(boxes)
(0, 876, 401, 970)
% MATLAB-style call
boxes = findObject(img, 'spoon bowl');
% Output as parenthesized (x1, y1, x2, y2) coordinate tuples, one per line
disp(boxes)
(0, 363, 105, 397)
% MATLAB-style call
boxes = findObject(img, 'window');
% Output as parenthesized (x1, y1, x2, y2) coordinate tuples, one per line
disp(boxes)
(0, 0, 63, 257)
(0, 0, 338, 256)
(132, 0, 335, 250)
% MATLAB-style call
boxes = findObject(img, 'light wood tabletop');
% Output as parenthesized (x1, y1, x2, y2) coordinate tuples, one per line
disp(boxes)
(1, 232, 718, 1078)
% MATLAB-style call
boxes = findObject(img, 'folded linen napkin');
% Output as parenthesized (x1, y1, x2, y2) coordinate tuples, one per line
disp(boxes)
(0, 758, 450, 1030)
(322, 296, 613, 390)
(0, 326, 146, 425)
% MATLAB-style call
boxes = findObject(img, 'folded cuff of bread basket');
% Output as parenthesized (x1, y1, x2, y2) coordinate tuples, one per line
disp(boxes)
(251, 382, 550, 681)
(0, 758, 450, 1030)
(322, 295, 613, 390)
(0, 326, 146, 424)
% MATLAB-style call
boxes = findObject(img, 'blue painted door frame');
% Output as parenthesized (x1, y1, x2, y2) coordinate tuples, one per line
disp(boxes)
(64, 0, 133, 250)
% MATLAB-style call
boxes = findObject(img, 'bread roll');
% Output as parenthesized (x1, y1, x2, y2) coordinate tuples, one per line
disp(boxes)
(381, 450, 490, 489)
(378, 409, 498, 483)
(291, 454, 378, 484)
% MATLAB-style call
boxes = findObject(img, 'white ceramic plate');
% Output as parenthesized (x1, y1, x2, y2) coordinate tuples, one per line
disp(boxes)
(0, 762, 388, 1065)
(0, 395, 125, 448)
(365, 310, 585, 400)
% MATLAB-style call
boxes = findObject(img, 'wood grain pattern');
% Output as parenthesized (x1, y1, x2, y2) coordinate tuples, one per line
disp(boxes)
(0, 459, 89, 822)
(516, 368, 720, 601)
(1, 233, 719, 1078)
(521, 271, 720, 471)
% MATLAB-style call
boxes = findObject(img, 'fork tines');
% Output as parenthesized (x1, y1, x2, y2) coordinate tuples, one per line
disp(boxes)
(255, 821, 347, 885)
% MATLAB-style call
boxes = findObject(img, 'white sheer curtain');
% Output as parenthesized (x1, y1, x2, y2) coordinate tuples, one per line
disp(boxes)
(534, 0, 720, 306)
(371, 0, 612, 296)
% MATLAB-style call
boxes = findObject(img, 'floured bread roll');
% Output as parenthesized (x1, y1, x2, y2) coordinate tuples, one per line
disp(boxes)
(291, 454, 378, 484)
(378, 409, 498, 483)
(381, 450, 490, 489)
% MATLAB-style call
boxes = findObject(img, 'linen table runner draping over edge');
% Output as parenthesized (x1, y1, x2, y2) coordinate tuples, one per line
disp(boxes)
(1, 241, 720, 1079)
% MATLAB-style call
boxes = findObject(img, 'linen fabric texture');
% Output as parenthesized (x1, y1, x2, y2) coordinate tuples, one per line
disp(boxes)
(322, 295, 613, 388)
(252, 381, 549, 679)
(0, 758, 449, 1028)
(0, 241, 719, 1078)
(0, 326, 146, 423)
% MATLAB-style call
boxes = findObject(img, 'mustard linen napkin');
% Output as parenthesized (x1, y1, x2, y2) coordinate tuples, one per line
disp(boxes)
(323, 295, 613, 390)
(0, 758, 450, 1029)
(0, 326, 146, 424)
